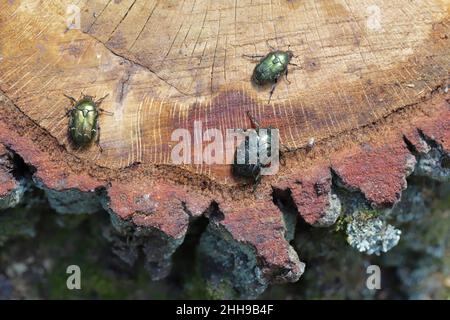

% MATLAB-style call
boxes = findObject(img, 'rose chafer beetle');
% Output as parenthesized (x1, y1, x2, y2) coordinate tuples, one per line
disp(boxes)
(232, 112, 293, 190)
(232, 112, 271, 188)
(244, 45, 299, 103)
(64, 93, 113, 151)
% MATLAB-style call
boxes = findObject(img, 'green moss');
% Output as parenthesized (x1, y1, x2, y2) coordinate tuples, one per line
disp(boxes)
(41, 215, 159, 299)
(0, 210, 168, 300)
(48, 262, 119, 299)
(288, 227, 373, 299)
(359, 209, 383, 219)
(0, 207, 38, 246)
(54, 213, 90, 229)
(335, 209, 383, 233)
(334, 214, 351, 233)
(1, 179, 449, 300)
(184, 271, 234, 299)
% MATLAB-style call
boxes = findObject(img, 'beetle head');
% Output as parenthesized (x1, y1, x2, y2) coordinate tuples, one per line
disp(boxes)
(286, 50, 294, 60)
(251, 73, 262, 86)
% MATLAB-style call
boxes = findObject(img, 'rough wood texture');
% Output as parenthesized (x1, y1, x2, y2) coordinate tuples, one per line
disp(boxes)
(0, 0, 449, 294)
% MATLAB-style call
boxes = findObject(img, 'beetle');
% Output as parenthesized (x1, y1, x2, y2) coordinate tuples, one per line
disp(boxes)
(244, 46, 299, 103)
(232, 112, 295, 190)
(232, 112, 271, 188)
(64, 93, 113, 151)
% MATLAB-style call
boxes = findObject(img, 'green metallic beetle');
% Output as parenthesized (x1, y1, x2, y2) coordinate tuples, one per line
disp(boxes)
(244, 47, 298, 103)
(233, 111, 295, 191)
(64, 93, 113, 151)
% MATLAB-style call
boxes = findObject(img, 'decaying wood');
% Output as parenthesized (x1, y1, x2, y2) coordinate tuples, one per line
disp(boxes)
(0, 144, 19, 209)
(0, 0, 449, 293)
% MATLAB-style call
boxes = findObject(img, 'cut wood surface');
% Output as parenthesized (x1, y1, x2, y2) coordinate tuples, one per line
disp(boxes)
(0, 0, 448, 177)
(0, 0, 449, 292)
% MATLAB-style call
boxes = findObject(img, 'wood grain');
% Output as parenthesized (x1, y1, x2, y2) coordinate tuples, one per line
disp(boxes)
(1, 0, 448, 184)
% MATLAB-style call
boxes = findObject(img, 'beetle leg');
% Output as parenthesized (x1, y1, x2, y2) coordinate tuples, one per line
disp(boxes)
(280, 154, 286, 166)
(96, 94, 114, 116)
(95, 122, 103, 153)
(95, 93, 110, 106)
(252, 173, 261, 193)
(64, 108, 74, 117)
(280, 142, 297, 165)
(279, 146, 286, 166)
(281, 143, 294, 153)
(243, 54, 265, 58)
(246, 111, 261, 130)
(63, 94, 77, 106)
(279, 144, 293, 166)
(268, 79, 278, 104)
(285, 68, 291, 84)
(62, 95, 76, 119)
(242, 54, 265, 61)
(99, 108, 114, 116)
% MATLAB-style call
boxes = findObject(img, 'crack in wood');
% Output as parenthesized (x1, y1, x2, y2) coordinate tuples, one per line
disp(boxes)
(86, 33, 194, 97)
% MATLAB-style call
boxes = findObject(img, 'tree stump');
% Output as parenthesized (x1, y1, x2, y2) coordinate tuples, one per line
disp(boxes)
(0, 0, 449, 297)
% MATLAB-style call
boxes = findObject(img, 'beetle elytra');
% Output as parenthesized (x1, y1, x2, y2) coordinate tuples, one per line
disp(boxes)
(64, 93, 113, 151)
(244, 45, 299, 103)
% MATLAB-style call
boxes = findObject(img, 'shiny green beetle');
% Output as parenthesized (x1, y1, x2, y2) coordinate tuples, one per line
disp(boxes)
(244, 49, 298, 103)
(64, 93, 113, 150)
